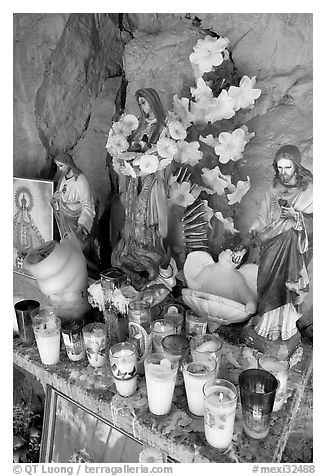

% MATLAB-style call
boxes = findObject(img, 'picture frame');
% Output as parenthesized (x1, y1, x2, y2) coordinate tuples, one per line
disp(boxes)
(40, 386, 144, 463)
(13, 177, 54, 277)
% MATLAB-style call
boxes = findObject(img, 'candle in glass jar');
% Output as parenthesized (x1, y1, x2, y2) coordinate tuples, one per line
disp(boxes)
(161, 304, 184, 334)
(82, 323, 107, 368)
(181, 355, 216, 417)
(109, 342, 137, 397)
(150, 319, 175, 352)
(128, 300, 151, 332)
(258, 356, 290, 412)
(190, 334, 223, 377)
(32, 312, 61, 365)
(203, 381, 238, 451)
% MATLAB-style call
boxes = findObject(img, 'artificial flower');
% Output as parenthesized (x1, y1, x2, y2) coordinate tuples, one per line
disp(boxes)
(174, 141, 203, 166)
(168, 120, 187, 140)
(189, 100, 209, 124)
(228, 76, 261, 111)
(168, 181, 196, 208)
(157, 157, 173, 171)
(199, 134, 220, 149)
(190, 77, 213, 102)
(137, 155, 159, 174)
(227, 176, 251, 205)
(202, 200, 214, 227)
(172, 95, 196, 127)
(201, 166, 229, 195)
(120, 114, 139, 131)
(157, 137, 178, 160)
(214, 128, 247, 164)
(214, 212, 239, 234)
(121, 160, 137, 178)
(240, 124, 256, 144)
(105, 133, 129, 154)
(112, 121, 131, 136)
(205, 90, 236, 123)
(189, 35, 230, 76)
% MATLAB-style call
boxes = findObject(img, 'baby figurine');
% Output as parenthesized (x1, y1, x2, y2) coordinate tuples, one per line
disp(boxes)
(184, 249, 258, 315)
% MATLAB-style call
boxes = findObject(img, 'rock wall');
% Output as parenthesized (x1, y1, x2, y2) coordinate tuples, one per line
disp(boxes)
(13, 12, 313, 225)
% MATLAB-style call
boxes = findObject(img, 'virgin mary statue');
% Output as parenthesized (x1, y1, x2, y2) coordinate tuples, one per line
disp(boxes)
(111, 88, 168, 290)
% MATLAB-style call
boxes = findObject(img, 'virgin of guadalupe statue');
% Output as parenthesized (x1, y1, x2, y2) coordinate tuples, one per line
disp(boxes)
(111, 88, 168, 290)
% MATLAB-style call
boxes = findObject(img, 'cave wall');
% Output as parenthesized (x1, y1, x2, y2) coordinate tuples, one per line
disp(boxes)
(13, 12, 313, 228)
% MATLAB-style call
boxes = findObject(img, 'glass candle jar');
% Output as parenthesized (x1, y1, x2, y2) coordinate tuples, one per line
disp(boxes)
(150, 319, 176, 353)
(31, 307, 61, 366)
(185, 310, 208, 338)
(161, 304, 185, 334)
(61, 319, 86, 362)
(128, 300, 151, 333)
(100, 268, 126, 312)
(258, 355, 290, 412)
(109, 342, 137, 397)
(203, 379, 238, 451)
(162, 334, 190, 386)
(190, 334, 223, 377)
(82, 322, 107, 368)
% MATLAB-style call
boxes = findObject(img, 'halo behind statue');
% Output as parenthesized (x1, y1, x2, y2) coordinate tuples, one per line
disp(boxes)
(182, 288, 251, 326)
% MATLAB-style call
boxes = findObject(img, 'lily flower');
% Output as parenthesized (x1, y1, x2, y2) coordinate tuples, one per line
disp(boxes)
(189, 100, 209, 124)
(214, 212, 239, 234)
(240, 124, 256, 144)
(174, 141, 203, 166)
(134, 155, 159, 174)
(228, 76, 261, 111)
(157, 137, 178, 160)
(168, 181, 196, 208)
(120, 114, 139, 132)
(205, 90, 236, 123)
(201, 166, 229, 195)
(168, 120, 187, 140)
(172, 95, 195, 127)
(189, 35, 230, 76)
(214, 128, 247, 164)
(106, 133, 129, 154)
(227, 176, 251, 205)
(199, 134, 220, 149)
(190, 77, 213, 102)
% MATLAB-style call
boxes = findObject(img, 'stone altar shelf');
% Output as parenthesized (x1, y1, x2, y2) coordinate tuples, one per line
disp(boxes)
(13, 334, 312, 464)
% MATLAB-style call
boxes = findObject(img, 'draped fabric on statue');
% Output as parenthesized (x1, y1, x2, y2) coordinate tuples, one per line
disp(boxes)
(251, 183, 312, 340)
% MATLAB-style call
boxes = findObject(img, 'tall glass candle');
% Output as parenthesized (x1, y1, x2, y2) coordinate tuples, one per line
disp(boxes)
(150, 319, 175, 353)
(109, 342, 137, 397)
(181, 355, 216, 417)
(128, 300, 151, 333)
(239, 369, 278, 439)
(161, 304, 185, 334)
(15, 299, 40, 346)
(82, 322, 107, 368)
(203, 379, 238, 451)
(258, 355, 290, 412)
(190, 334, 223, 377)
(61, 319, 86, 362)
(31, 308, 61, 365)
(185, 310, 207, 338)
(162, 334, 190, 386)
(144, 353, 178, 417)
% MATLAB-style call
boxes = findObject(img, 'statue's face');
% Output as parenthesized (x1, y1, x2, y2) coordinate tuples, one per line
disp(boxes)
(138, 96, 152, 116)
(55, 161, 70, 176)
(277, 157, 296, 186)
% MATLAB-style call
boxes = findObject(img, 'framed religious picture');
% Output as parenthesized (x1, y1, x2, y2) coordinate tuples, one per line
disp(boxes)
(13, 177, 54, 276)
(40, 386, 143, 463)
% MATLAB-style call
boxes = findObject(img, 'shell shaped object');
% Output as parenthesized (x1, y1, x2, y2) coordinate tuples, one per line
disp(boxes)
(182, 288, 250, 325)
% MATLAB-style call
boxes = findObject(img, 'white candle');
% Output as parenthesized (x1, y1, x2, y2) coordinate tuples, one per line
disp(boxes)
(83, 324, 107, 368)
(182, 358, 216, 416)
(109, 344, 137, 397)
(144, 357, 177, 416)
(204, 386, 237, 450)
(258, 357, 289, 411)
(33, 318, 61, 365)
(190, 336, 222, 377)
(151, 320, 175, 352)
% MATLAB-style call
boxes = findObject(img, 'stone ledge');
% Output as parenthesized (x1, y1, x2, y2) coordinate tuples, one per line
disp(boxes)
(13, 337, 312, 463)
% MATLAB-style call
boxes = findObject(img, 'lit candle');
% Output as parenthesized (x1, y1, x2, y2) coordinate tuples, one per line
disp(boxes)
(109, 342, 137, 397)
(32, 314, 61, 365)
(150, 319, 175, 352)
(203, 380, 238, 451)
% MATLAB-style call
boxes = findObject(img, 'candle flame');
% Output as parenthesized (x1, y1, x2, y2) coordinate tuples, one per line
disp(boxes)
(219, 392, 224, 402)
